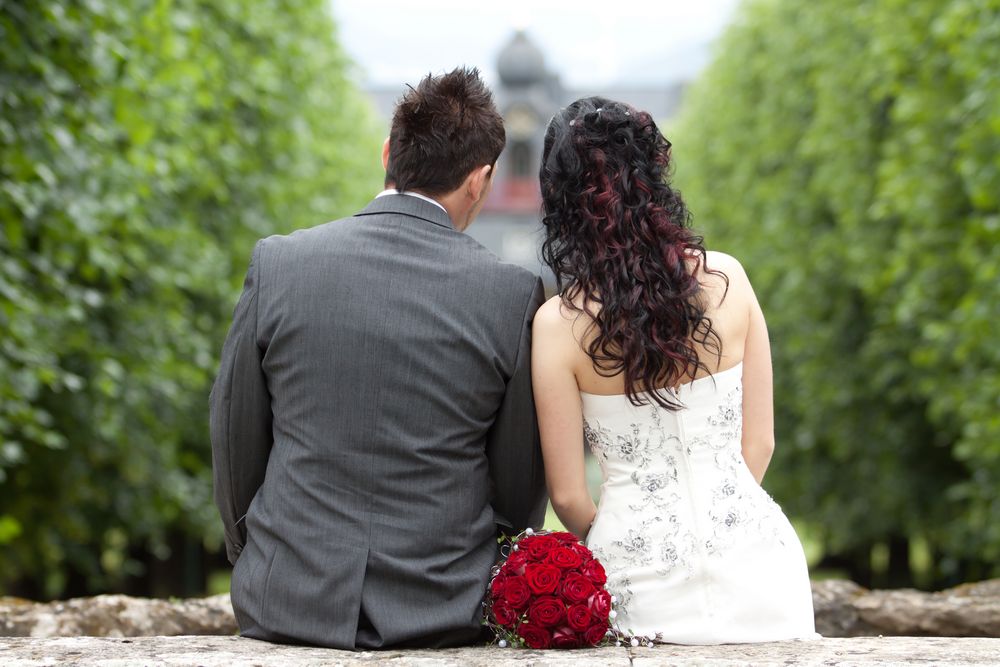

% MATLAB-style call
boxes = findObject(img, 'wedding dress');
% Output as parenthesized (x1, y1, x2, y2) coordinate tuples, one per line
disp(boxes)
(582, 362, 818, 643)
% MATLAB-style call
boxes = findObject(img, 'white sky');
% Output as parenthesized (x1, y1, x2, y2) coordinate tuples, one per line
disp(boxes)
(331, 0, 743, 89)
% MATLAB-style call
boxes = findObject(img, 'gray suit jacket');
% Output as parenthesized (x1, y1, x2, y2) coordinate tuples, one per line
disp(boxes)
(210, 194, 547, 649)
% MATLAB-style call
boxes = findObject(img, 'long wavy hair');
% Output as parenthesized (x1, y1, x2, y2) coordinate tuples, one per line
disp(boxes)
(539, 96, 726, 409)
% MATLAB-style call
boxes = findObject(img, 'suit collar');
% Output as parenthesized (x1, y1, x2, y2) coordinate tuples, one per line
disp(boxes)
(355, 193, 455, 230)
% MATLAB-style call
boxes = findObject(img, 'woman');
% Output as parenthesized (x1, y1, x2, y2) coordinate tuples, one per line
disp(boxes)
(532, 97, 817, 643)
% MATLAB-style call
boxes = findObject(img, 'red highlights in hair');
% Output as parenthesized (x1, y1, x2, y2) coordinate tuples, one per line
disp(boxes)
(540, 97, 725, 408)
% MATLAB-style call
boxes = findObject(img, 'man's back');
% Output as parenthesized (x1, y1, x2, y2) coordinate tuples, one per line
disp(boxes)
(211, 194, 546, 648)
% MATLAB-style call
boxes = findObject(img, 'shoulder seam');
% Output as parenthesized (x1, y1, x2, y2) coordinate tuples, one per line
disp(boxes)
(509, 276, 543, 375)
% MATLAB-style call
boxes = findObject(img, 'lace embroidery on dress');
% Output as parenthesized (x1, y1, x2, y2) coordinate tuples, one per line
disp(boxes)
(583, 419, 610, 460)
(700, 385, 785, 554)
(656, 513, 697, 579)
(585, 383, 784, 575)
(610, 518, 661, 568)
(627, 471, 679, 512)
(592, 424, 654, 468)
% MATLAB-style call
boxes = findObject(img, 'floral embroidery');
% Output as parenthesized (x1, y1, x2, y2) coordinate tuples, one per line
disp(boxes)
(582, 418, 609, 460)
(608, 573, 635, 615)
(661, 542, 681, 568)
(610, 519, 660, 568)
(627, 470, 679, 513)
(708, 474, 784, 555)
(584, 375, 792, 620)
(707, 385, 743, 443)
(656, 515, 697, 578)
(585, 417, 662, 468)
(613, 424, 655, 467)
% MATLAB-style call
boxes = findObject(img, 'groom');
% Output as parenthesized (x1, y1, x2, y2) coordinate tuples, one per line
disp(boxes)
(209, 67, 547, 649)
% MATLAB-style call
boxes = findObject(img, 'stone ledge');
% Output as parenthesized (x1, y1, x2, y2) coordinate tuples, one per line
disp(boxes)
(2, 636, 999, 666)
(6, 579, 1000, 639)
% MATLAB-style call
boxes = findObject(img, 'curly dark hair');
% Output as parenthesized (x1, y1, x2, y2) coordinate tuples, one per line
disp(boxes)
(386, 67, 505, 196)
(539, 96, 726, 409)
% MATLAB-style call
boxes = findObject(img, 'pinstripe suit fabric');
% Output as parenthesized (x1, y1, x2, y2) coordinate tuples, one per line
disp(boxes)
(210, 194, 547, 648)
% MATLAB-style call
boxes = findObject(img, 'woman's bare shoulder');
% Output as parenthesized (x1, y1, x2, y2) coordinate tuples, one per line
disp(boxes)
(704, 250, 748, 277)
(536, 294, 572, 323)
(699, 250, 752, 291)
(534, 293, 602, 352)
(534, 295, 581, 340)
(690, 250, 755, 321)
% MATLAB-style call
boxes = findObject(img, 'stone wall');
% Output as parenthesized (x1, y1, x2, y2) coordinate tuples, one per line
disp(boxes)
(1, 579, 998, 639)
(812, 578, 1000, 637)
(0, 594, 236, 638)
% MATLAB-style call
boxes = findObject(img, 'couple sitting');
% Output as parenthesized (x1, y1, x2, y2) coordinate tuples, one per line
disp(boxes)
(210, 67, 817, 649)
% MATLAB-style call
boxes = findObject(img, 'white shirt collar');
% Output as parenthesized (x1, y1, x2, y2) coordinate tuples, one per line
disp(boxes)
(376, 188, 447, 214)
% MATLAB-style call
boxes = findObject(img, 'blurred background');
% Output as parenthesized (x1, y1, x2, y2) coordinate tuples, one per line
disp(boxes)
(0, 0, 997, 601)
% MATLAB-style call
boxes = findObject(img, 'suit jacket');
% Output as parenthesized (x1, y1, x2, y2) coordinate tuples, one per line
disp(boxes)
(209, 194, 547, 649)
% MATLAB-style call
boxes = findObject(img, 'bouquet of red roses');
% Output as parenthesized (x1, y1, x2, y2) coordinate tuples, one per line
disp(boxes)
(483, 528, 617, 649)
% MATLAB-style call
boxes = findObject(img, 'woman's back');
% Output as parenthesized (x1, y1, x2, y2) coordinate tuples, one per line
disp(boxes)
(537, 250, 777, 486)
(570, 250, 752, 392)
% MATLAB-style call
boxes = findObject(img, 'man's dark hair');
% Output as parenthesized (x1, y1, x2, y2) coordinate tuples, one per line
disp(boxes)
(385, 67, 505, 196)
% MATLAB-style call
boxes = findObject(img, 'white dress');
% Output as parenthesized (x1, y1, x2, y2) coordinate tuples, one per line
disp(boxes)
(582, 362, 818, 644)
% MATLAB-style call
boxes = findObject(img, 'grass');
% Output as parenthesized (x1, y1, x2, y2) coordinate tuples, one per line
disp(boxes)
(542, 504, 567, 532)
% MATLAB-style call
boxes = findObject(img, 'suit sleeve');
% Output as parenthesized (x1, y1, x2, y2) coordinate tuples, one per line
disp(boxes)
(486, 277, 548, 536)
(210, 240, 273, 564)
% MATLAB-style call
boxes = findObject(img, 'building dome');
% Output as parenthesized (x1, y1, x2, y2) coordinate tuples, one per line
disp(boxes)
(497, 30, 546, 87)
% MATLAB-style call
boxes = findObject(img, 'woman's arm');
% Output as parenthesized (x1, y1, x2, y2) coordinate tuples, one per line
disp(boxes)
(531, 297, 597, 539)
(740, 272, 776, 484)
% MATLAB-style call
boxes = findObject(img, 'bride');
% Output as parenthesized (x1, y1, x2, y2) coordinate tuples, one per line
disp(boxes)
(531, 97, 817, 643)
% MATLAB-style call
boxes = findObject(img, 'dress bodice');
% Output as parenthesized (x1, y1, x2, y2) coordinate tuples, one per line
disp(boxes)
(580, 362, 818, 643)
(582, 362, 745, 492)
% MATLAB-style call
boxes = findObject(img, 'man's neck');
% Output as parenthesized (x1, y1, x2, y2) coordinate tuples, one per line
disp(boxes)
(376, 188, 447, 215)
(378, 187, 474, 231)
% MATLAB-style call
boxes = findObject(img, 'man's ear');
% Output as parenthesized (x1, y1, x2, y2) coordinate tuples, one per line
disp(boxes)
(468, 164, 493, 201)
(381, 137, 391, 171)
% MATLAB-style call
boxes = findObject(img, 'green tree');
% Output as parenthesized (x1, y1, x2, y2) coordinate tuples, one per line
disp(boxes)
(676, 0, 1000, 586)
(0, 0, 383, 597)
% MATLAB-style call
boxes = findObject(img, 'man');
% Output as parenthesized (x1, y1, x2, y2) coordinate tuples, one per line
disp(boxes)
(209, 67, 547, 649)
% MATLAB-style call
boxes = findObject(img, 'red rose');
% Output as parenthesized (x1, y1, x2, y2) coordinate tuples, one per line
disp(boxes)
(490, 575, 507, 599)
(549, 531, 580, 545)
(519, 623, 551, 649)
(504, 549, 529, 575)
(583, 623, 609, 646)
(548, 546, 584, 569)
(523, 535, 559, 560)
(527, 595, 566, 627)
(524, 563, 561, 594)
(491, 598, 518, 628)
(561, 572, 596, 603)
(566, 603, 593, 632)
(581, 558, 607, 586)
(551, 625, 581, 649)
(587, 589, 612, 619)
(570, 541, 592, 557)
(504, 576, 531, 609)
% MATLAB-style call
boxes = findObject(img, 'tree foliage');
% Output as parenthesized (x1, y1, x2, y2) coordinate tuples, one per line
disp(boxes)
(0, 0, 383, 596)
(676, 0, 1000, 585)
